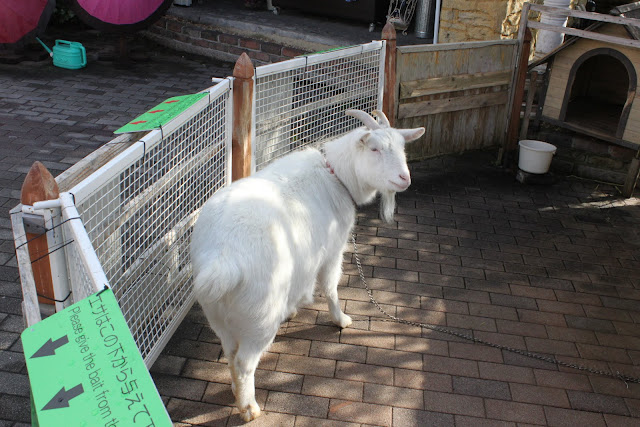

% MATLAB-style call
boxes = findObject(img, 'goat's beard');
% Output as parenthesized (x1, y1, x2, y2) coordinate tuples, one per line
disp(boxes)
(379, 190, 396, 223)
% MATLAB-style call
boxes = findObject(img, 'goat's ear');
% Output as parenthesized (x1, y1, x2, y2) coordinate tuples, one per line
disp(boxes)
(358, 131, 372, 148)
(397, 127, 425, 143)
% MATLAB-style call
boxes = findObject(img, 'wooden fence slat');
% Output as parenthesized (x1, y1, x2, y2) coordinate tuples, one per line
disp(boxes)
(398, 90, 509, 119)
(400, 70, 511, 99)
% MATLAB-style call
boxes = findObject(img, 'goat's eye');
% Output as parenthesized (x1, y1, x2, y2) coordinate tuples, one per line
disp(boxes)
(371, 147, 379, 152)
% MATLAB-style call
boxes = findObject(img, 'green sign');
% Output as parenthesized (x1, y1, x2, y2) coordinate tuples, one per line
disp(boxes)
(114, 92, 209, 134)
(21, 288, 172, 427)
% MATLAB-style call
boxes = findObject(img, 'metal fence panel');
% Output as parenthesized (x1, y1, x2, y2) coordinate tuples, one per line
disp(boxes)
(253, 41, 385, 170)
(67, 82, 233, 365)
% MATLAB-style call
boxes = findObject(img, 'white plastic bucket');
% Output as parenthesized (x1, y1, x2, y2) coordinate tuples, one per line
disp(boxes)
(518, 140, 557, 174)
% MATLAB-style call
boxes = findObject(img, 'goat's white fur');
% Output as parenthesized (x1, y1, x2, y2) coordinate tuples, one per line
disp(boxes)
(190, 110, 424, 421)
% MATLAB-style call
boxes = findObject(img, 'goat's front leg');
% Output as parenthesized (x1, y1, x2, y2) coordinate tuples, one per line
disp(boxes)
(319, 256, 352, 328)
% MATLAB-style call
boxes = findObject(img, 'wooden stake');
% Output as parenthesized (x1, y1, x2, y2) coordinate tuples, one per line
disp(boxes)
(20, 162, 59, 305)
(382, 22, 397, 127)
(504, 28, 533, 168)
(232, 53, 254, 181)
(519, 71, 538, 141)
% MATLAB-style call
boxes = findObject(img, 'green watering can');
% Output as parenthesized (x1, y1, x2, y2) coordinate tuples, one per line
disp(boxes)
(36, 37, 87, 70)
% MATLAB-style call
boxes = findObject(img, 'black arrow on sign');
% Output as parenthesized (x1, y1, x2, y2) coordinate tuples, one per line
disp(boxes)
(31, 335, 69, 359)
(42, 384, 84, 410)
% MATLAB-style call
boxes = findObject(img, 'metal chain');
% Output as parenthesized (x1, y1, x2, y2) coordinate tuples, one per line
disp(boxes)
(351, 233, 640, 386)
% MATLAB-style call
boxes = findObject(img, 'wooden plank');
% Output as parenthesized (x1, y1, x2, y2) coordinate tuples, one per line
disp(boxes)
(530, 3, 640, 27)
(398, 90, 508, 119)
(11, 207, 42, 326)
(528, 21, 640, 49)
(400, 70, 511, 99)
(56, 132, 139, 192)
(623, 156, 640, 197)
(542, 115, 639, 149)
(397, 39, 517, 54)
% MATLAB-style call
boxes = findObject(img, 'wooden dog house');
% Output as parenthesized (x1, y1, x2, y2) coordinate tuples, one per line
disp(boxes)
(538, 3, 640, 149)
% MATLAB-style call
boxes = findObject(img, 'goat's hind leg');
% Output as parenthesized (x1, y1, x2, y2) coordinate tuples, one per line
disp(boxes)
(318, 255, 352, 328)
(233, 335, 274, 422)
(199, 301, 239, 396)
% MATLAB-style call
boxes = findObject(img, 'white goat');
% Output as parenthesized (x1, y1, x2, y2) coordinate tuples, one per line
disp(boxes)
(190, 109, 424, 421)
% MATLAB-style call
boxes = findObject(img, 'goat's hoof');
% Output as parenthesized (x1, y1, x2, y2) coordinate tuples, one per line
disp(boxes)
(286, 309, 298, 321)
(239, 402, 261, 422)
(335, 313, 352, 329)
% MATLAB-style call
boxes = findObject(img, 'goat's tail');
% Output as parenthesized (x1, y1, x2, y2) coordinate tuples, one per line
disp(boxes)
(192, 255, 242, 305)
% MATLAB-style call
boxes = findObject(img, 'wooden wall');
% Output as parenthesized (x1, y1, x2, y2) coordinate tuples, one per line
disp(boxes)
(395, 40, 517, 161)
(542, 24, 640, 145)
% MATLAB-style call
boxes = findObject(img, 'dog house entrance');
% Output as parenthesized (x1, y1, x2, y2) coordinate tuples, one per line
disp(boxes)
(561, 49, 635, 138)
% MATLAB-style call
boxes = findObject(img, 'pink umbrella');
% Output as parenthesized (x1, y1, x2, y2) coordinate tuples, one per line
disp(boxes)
(0, 0, 56, 45)
(71, 0, 173, 32)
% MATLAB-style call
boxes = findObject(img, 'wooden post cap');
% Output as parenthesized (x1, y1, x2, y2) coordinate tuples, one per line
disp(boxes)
(233, 52, 254, 80)
(382, 22, 397, 41)
(21, 161, 59, 205)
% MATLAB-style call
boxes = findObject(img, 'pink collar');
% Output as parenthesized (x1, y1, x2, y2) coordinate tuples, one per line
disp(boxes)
(325, 159, 356, 206)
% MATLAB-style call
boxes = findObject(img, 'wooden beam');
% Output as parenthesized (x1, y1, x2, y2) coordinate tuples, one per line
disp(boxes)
(397, 39, 517, 54)
(530, 3, 640, 27)
(527, 21, 640, 49)
(398, 90, 508, 119)
(21, 162, 60, 305)
(400, 70, 511, 99)
(382, 22, 397, 127)
(232, 53, 254, 181)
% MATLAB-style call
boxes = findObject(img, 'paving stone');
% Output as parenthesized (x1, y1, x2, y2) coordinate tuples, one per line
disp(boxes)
(152, 373, 207, 401)
(454, 415, 516, 427)
(363, 383, 424, 409)
(276, 354, 335, 378)
(423, 390, 485, 417)
(327, 399, 392, 425)
(166, 398, 232, 426)
(294, 416, 359, 427)
(394, 368, 452, 392)
(544, 406, 606, 426)
(567, 390, 630, 415)
(484, 399, 546, 424)
(335, 361, 394, 386)
(302, 375, 362, 401)
(452, 376, 511, 400)
(309, 341, 367, 364)
(266, 391, 329, 418)
(393, 407, 454, 426)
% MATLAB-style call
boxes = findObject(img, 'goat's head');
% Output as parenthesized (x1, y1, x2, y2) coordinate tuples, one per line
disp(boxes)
(346, 109, 425, 223)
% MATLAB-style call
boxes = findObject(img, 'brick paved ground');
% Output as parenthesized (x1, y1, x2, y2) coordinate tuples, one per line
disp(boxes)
(2, 29, 640, 427)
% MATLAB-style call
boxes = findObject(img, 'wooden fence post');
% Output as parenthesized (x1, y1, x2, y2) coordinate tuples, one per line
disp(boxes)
(503, 28, 533, 168)
(232, 52, 254, 181)
(20, 161, 59, 305)
(382, 22, 397, 127)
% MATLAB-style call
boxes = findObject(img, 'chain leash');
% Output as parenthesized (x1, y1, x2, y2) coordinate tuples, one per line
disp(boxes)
(351, 234, 640, 386)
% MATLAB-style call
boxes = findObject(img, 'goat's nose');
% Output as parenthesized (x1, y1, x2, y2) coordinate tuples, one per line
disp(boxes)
(399, 173, 411, 185)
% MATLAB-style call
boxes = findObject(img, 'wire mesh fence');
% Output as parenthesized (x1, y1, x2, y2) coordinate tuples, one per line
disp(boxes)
(13, 41, 386, 367)
(253, 42, 385, 170)
(66, 83, 233, 364)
